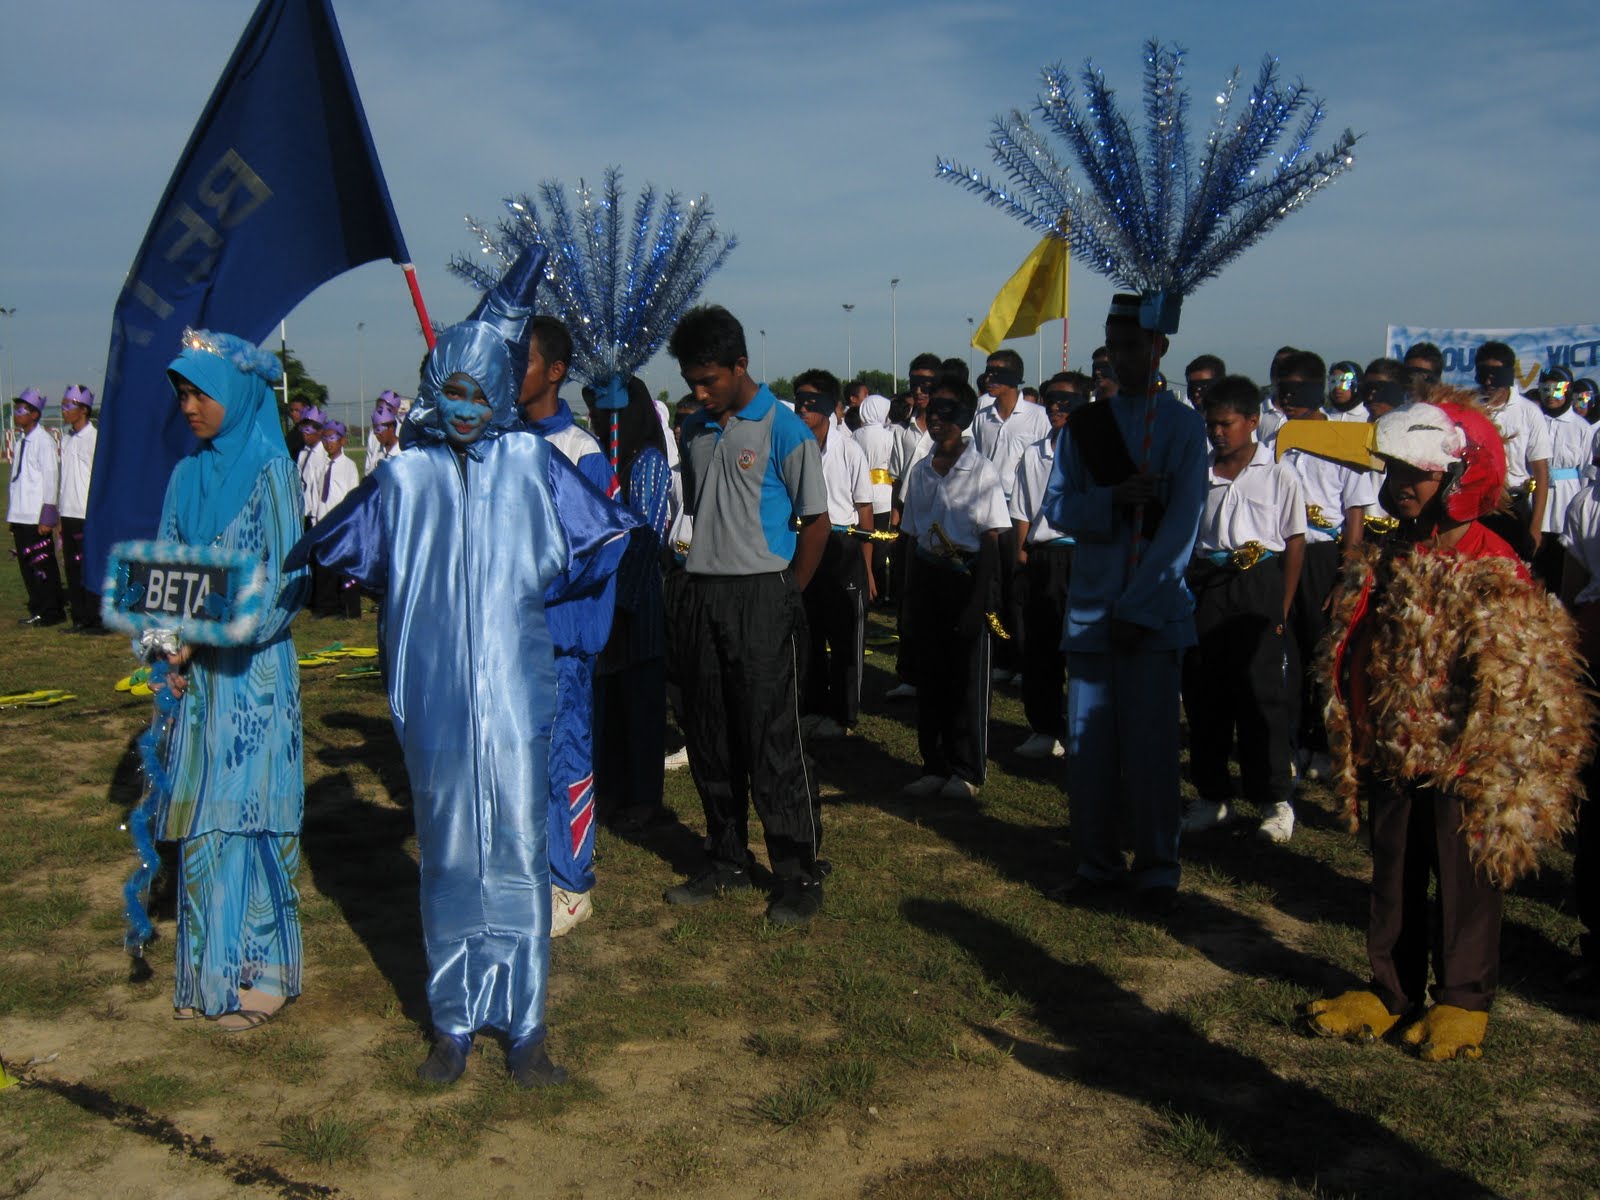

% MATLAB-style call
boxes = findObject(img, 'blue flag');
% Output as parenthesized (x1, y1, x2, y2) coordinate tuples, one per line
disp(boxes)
(85, 0, 410, 582)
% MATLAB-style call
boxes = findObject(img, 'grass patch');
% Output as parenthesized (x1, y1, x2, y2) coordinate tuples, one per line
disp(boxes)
(862, 1152, 1064, 1199)
(1151, 1105, 1245, 1170)
(272, 1112, 370, 1167)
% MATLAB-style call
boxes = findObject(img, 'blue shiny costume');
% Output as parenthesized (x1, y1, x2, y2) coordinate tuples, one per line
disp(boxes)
(290, 322, 633, 1046)
(526, 399, 618, 895)
(1042, 390, 1206, 890)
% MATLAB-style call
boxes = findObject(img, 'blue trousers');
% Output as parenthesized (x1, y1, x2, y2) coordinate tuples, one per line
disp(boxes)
(548, 651, 597, 893)
(1065, 650, 1183, 889)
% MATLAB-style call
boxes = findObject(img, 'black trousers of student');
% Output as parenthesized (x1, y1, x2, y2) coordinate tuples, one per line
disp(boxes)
(803, 532, 866, 727)
(1366, 779, 1502, 1015)
(892, 532, 916, 684)
(1287, 538, 1340, 755)
(992, 527, 1023, 673)
(1181, 558, 1294, 810)
(57, 515, 100, 627)
(594, 654, 667, 820)
(1018, 542, 1072, 741)
(1573, 601, 1600, 966)
(665, 571, 822, 880)
(10, 523, 64, 622)
(908, 558, 992, 784)
(869, 510, 893, 604)
(313, 561, 362, 618)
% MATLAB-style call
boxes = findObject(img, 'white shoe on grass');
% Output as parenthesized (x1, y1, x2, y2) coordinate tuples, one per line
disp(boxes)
(664, 747, 690, 771)
(551, 887, 592, 937)
(939, 776, 980, 800)
(901, 774, 946, 798)
(1015, 733, 1064, 759)
(1257, 802, 1296, 843)
(885, 682, 918, 699)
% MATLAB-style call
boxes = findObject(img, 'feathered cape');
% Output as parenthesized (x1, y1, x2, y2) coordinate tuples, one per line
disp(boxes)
(1322, 533, 1591, 887)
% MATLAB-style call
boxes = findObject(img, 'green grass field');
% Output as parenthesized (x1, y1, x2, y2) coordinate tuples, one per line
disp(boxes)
(0, 556, 1595, 1199)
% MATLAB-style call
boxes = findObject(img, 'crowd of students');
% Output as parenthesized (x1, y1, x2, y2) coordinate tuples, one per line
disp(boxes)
(11, 293, 1596, 1073)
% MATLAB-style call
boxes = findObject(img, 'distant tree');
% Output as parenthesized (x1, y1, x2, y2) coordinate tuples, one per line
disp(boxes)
(274, 347, 328, 413)
(851, 369, 896, 396)
(657, 388, 670, 403)
(768, 376, 795, 400)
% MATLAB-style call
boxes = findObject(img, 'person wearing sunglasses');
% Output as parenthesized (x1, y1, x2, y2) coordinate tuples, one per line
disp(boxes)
(1533, 365, 1588, 590)
(1474, 341, 1551, 562)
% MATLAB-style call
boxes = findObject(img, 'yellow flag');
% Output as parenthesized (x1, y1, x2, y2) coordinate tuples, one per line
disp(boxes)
(971, 233, 1070, 354)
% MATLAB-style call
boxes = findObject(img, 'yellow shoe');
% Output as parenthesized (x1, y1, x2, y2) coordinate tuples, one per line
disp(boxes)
(1401, 1005, 1487, 1061)
(1304, 990, 1402, 1041)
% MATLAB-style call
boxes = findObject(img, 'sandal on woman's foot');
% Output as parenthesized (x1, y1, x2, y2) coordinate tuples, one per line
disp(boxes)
(215, 1008, 277, 1033)
(173, 1007, 202, 1021)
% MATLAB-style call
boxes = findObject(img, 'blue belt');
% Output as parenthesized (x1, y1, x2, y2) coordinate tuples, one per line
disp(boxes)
(1551, 467, 1581, 482)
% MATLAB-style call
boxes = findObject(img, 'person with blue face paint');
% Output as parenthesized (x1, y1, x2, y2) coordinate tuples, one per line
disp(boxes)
(289, 314, 637, 1088)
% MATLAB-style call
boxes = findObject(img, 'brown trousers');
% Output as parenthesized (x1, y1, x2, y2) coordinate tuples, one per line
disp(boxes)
(1367, 780, 1502, 1015)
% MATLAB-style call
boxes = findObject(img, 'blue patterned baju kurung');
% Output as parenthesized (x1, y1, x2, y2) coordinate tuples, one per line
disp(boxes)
(156, 383, 309, 1018)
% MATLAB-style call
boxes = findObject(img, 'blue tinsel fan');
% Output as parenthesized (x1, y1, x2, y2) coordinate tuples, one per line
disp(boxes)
(937, 40, 1358, 324)
(450, 167, 736, 390)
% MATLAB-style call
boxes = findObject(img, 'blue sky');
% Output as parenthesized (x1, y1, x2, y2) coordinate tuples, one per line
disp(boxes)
(4, 0, 1596, 426)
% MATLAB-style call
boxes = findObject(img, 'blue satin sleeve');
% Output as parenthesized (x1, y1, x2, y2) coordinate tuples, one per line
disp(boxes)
(541, 453, 638, 655)
(285, 474, 387, 591)
(615, 448, 672, 614)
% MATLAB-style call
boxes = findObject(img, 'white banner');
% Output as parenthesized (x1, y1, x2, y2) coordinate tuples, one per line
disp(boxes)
(1386, 323, 1600, 391)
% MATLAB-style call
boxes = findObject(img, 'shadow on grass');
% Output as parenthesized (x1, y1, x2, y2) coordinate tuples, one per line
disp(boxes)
(903, 897, 1499, 1200)
(300, 712, 429, 1028)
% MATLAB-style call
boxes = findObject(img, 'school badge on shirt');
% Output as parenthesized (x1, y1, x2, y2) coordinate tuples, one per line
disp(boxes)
(737, 448, 757, 470)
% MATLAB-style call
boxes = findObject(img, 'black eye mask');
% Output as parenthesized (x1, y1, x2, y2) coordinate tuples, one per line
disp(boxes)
(985, 368, 1022, 389)
(1475, 363, 1515, 390)
(1276, 378, 1326, 409)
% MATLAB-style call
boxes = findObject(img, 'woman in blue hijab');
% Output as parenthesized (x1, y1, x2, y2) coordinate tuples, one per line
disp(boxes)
(157, 329, 309, 1031)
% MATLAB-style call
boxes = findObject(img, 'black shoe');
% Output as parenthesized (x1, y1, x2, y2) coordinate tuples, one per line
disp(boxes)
(663, 863, 753, 906)
(507, 1038, 569, 1089)
(1047, 874, 1124, 906)
(416, 1033, 469, 1084)
(1134, 885, 1180, 917)
(766, 876, 823, 927)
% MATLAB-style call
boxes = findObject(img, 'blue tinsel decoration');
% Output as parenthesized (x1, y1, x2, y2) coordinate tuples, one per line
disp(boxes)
(936, 40, 1359, 318)
(123, 659, 178, 956)
(449, 167, 736, 392)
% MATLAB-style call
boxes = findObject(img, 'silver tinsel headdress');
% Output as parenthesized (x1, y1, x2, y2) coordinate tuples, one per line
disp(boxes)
(937, 40, 1359, 332)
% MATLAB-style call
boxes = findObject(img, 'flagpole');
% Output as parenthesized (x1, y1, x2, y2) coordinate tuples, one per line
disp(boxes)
(1060, 248, 1070, 371)
(403, 264, 436, 351)
(280, 320, 289, 409)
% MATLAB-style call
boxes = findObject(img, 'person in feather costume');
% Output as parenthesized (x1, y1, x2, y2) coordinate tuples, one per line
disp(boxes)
(1304, 390, 1591, 1060)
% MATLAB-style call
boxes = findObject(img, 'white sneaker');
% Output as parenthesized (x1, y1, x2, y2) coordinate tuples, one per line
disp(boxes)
(551, 887, 592, 937)
(901, 774, 946, 798)
(1182, 799, 1230, 834)
(885, 682, 918, 699)
(1257, 802, 1295, 843)
(809, 717, 846, 739)
(940, 776, 980, 800)
(664, 747, 690, 771)
(1015, 733, 1064, 759)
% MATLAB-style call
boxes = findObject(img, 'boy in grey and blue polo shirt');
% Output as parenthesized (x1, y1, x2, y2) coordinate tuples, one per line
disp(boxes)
(663, 304, 831, 927)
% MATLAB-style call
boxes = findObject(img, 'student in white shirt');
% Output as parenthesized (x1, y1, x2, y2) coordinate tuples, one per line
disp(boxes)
(853, 394, 898, 604)
(368, 406, 402, 467)
(1534, 366, 1590, 591)
(310, 420, 361, 617)
(1182, 375, 1305, 844)
(57, 385, 103, 632)
(1474, 341, 1551, 560)
(1273, 351, 1380, 779)
(973, 349, 1050, 683)
(1324, 361, 1369, 423)
(1011, 375, 1089, 759)
(794, 371, 874, 738)
(7, 388, 66, 626)
(294, 405, 331, 521)
(898, 376, 1011, 801)
(884, 357, 940, 701)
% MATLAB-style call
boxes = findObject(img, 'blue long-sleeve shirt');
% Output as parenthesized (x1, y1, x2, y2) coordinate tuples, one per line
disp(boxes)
(1042, 392, 1207, 652)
